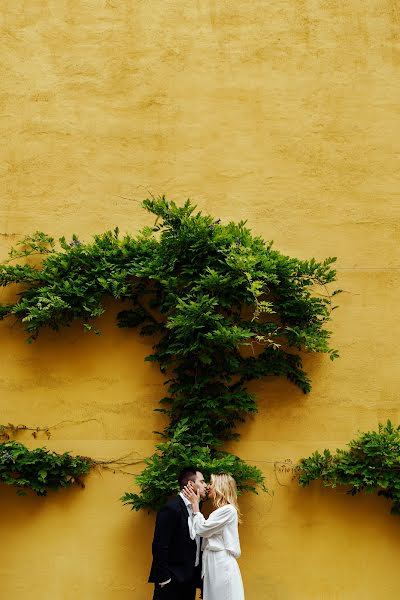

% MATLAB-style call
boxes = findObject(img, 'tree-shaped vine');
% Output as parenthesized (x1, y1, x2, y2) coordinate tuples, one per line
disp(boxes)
(0, 198, 340, 509)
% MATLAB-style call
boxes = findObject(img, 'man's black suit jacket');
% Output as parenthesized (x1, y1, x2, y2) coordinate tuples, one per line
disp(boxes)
(149, 495, 198, 585)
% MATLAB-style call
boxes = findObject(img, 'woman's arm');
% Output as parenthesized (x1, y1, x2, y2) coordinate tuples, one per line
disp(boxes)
(190, 505, 235, 539)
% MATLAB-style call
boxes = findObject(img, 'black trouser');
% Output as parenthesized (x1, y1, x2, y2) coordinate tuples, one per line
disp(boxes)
(152, 580, 197, 600)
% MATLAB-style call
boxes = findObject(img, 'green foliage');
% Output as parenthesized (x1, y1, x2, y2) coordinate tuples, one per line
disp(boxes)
(0, 441, 92, 496)
(0, 197, 340, 509)
(121, 420, 267, 510)
(298, 421, 400, 515)
(6, 231, 56, 261)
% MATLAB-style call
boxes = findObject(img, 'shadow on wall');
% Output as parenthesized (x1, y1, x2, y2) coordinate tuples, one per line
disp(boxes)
(0, 477, 157, 597)
(0, 298, 159, 385)
(292, 479, 400, 540)
(100, 508, 155, 590)
(0, 298, 168, 440)
(0, 484, 44, 527)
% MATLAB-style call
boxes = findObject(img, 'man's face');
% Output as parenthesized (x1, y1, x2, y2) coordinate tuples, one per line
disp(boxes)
(193, 471, 207, 498)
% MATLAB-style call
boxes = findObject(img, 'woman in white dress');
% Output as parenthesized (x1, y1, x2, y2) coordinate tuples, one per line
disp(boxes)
(183, 473, 245, 600)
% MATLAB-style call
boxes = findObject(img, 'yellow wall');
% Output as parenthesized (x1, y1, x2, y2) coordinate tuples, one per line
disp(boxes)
(1, 1, 400, 598)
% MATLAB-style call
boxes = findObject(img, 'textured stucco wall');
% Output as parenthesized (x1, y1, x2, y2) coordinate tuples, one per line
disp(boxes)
(1, 1, 400, 599)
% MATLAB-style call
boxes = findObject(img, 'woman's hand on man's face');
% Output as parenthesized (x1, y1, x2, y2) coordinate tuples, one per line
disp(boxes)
(183, 481, 200, 504)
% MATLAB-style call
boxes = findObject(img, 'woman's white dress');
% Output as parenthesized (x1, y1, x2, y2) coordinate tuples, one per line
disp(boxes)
(188, 504, 245, 600)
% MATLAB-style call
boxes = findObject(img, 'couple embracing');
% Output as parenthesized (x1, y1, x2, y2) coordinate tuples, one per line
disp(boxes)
(149, 467, 245, 600)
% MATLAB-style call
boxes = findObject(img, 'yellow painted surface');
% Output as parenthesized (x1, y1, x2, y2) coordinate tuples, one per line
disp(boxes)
(1, 1, 400, 598)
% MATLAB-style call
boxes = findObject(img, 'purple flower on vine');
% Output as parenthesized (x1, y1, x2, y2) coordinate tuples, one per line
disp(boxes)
(209, 219, 221, 230)
(2, 452, 14, 461)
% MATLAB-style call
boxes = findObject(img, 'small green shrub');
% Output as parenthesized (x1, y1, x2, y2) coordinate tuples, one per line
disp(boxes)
(0, 441, 92, 496)
(299, 421, 400, 515)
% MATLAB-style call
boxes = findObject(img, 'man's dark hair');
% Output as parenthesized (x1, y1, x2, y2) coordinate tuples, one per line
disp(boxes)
(178, 467, 200, 490)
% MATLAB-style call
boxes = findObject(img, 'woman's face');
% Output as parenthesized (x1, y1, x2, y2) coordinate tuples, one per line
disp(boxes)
(207, 481, 215, 499)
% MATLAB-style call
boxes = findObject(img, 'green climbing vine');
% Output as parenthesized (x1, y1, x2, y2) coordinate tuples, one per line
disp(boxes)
(120, 419, 266, 510)
(0, 441, 92, 496)
(298, 421, 400, 515)
(0, 197, 340, 509)
(0, 436, 145, 496)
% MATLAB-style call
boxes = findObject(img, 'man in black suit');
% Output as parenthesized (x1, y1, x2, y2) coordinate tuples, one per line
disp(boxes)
(149, 467, 207, 600)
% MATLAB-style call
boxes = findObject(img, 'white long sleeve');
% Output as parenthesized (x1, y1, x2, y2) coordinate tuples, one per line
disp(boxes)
(188, 504, 241, 558)
(190, 505, 235, 538)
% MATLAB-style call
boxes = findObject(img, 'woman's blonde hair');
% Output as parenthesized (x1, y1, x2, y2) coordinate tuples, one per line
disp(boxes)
(210, 473, 242, 523)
